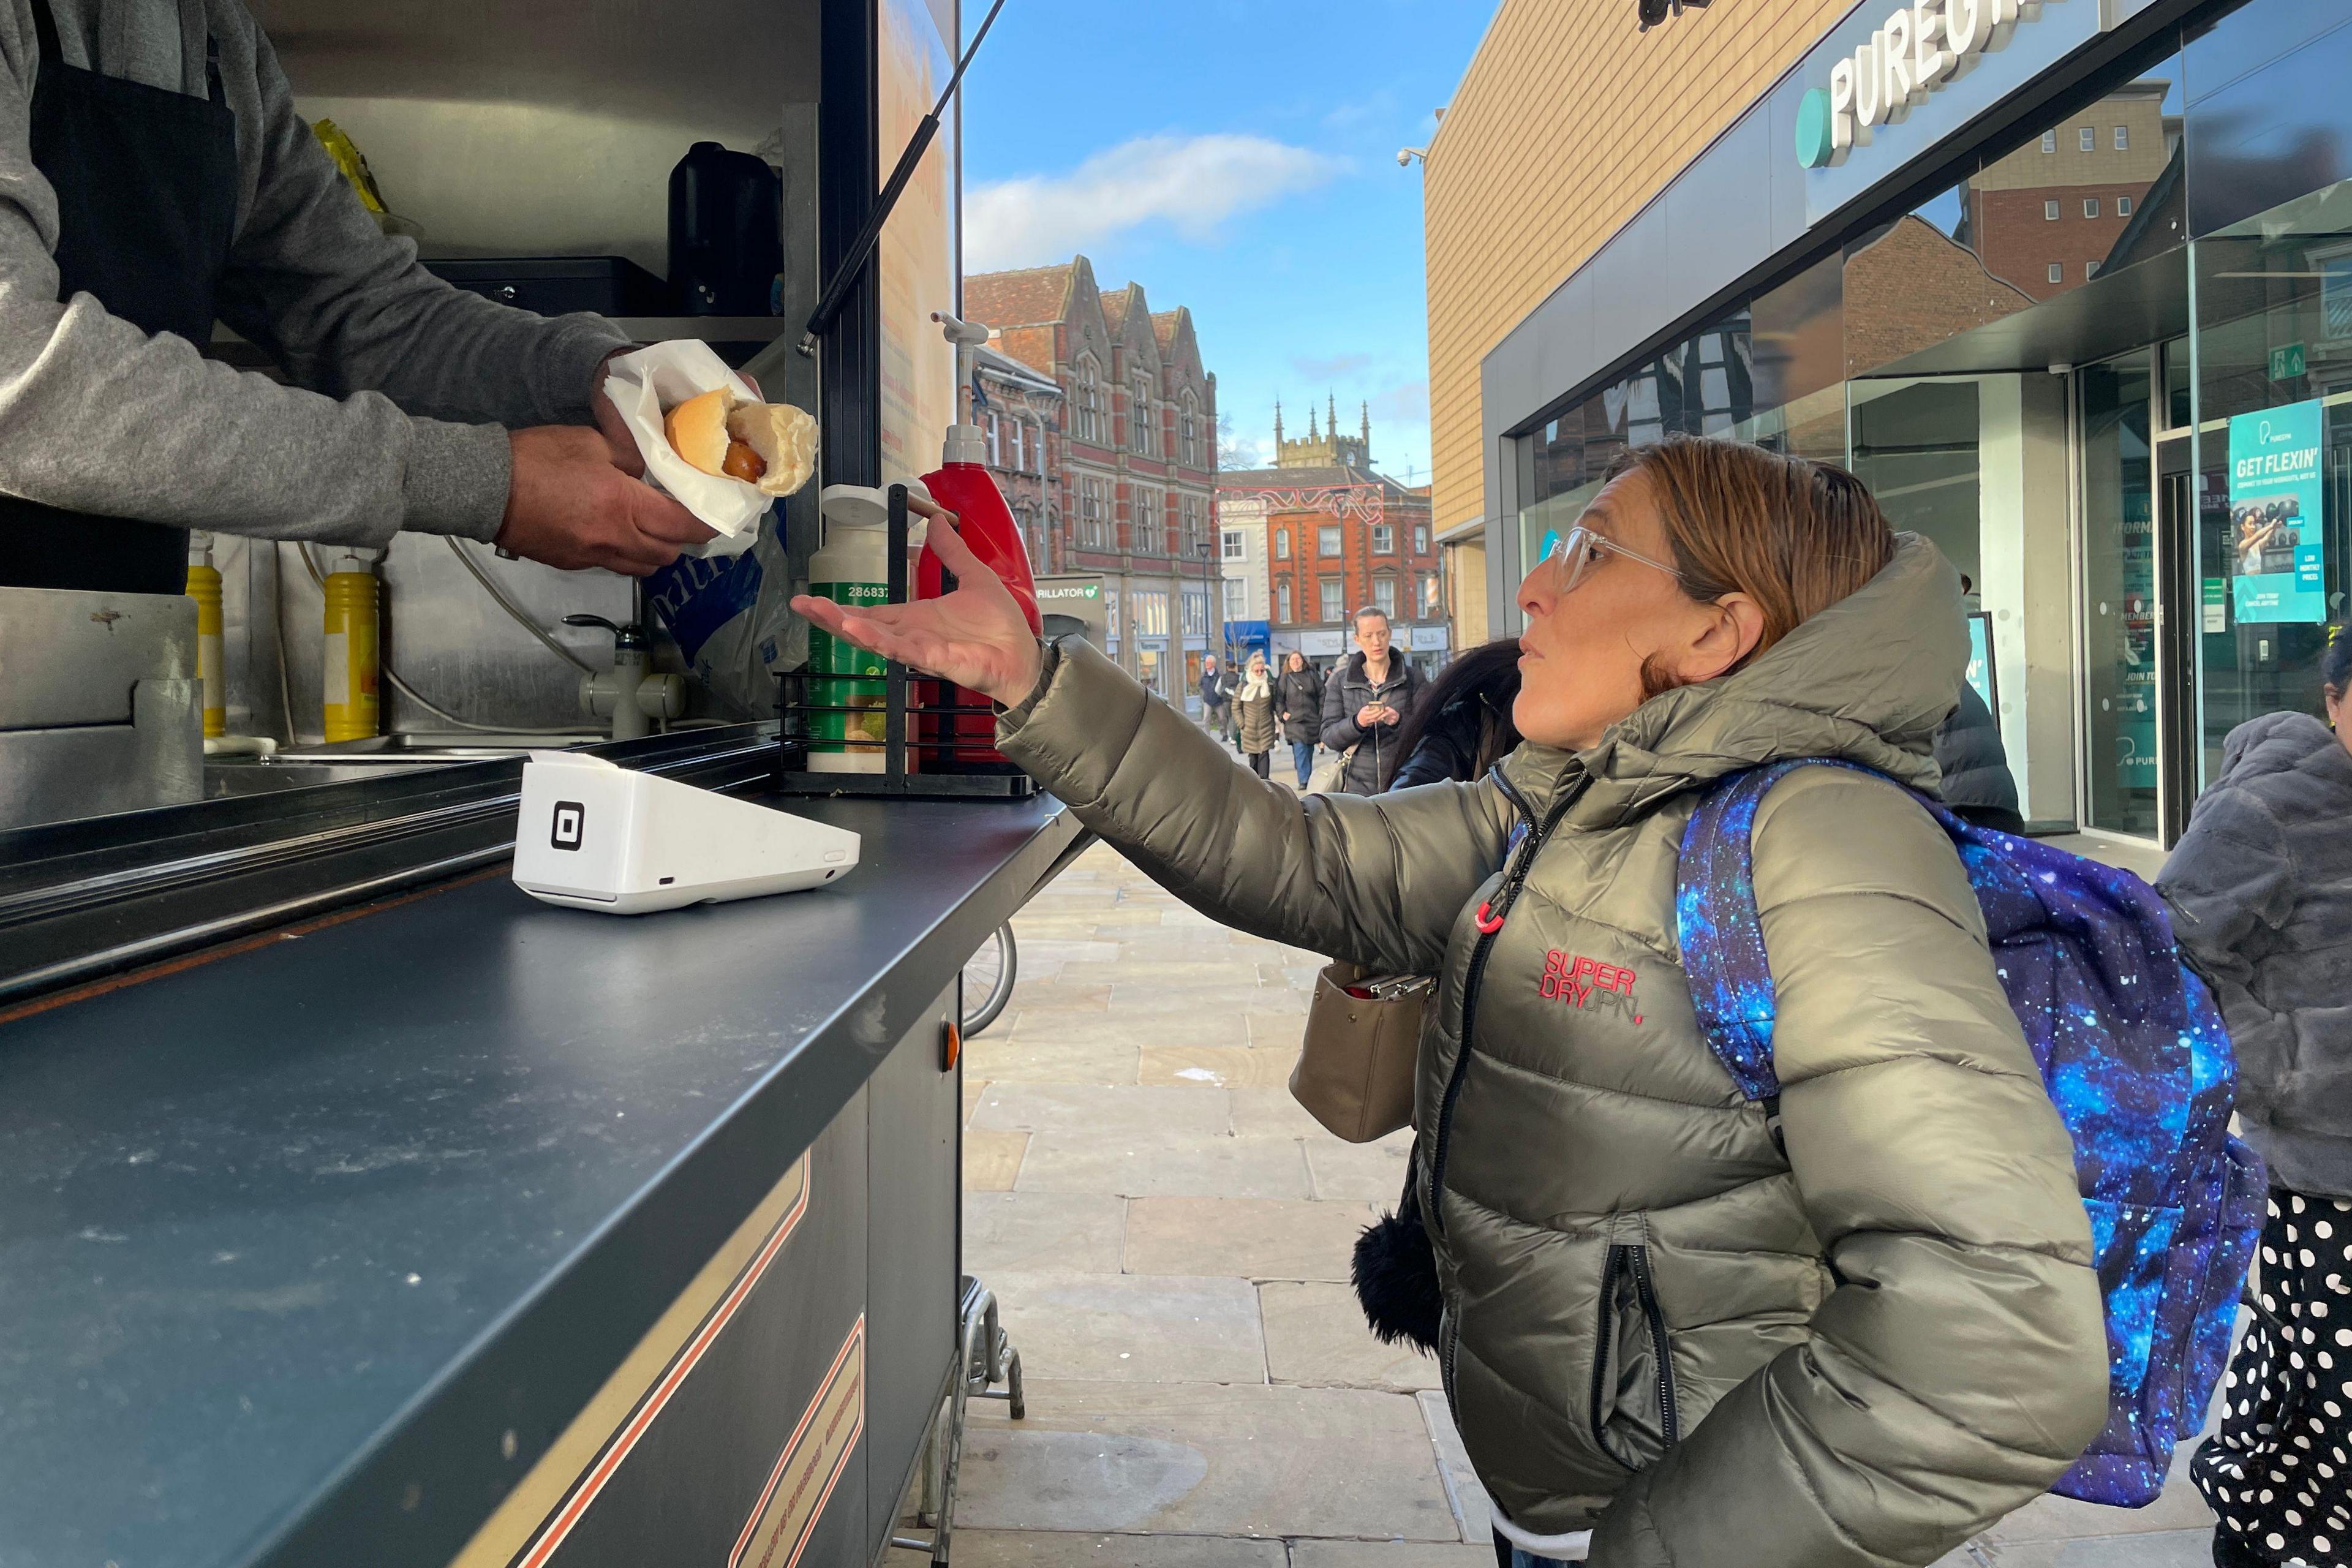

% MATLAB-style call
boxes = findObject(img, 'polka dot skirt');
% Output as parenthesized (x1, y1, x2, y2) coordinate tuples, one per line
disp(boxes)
(2192, 1191, 2352, 1567)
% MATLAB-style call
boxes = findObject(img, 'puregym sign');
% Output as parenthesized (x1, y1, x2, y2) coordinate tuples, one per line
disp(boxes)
(1795, 0, 2056, 170)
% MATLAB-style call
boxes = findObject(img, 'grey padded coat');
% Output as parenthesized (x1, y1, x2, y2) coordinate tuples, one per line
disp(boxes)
(2160, 710, 2352, 1196)
(995, 536, 2107, 1567)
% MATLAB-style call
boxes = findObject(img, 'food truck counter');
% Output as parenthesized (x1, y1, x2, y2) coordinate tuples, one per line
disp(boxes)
(0, 787, 1082, 1568)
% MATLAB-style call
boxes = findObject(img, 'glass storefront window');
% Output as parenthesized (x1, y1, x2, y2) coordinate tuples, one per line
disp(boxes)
(1850, 380, 1983, 588)
(2192, 178, 2352, 778)
(2080, 353, 2162, 837)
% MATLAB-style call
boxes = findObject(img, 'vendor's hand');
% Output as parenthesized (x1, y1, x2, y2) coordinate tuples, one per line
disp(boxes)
(790, 508, 1042, 706)
(498, 426, 717, 575)
(586, 350, 762, 474)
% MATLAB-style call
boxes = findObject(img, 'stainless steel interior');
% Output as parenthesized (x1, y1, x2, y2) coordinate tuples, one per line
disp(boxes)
(0, 587, 203, 830)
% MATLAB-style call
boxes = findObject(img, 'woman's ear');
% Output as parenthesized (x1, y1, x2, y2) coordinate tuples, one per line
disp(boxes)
(1683, 594, 1765, 684)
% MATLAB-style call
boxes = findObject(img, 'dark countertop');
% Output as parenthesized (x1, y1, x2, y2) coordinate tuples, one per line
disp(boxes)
(0, 791, 1080, 1568)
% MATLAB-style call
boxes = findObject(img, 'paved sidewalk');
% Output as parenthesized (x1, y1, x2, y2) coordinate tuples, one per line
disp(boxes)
(951, 837, 2224, 1567)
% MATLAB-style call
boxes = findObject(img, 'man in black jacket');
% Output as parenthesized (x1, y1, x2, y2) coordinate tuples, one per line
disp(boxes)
(1319, 606, 1420, 793)
(1197, 655, 1231, 741)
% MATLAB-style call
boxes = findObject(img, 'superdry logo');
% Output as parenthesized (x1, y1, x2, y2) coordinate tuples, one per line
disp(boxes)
(1539, 951, 1644, 1024)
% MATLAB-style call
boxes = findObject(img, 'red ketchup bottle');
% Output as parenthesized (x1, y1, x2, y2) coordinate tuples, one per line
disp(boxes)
(918, 312, 1041, 769)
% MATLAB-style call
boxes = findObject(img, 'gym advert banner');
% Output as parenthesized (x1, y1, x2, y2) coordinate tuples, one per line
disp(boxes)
(2228, 399, 2328, 624)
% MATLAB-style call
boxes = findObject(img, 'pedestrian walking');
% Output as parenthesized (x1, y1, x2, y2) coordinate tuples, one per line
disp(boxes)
(1933, 680, 2025, 833)
(1197, 655, 1230, 741)
(1231, 650, 1277, 780)
(1278, 649, 1322, 788)
(1319, 607, 1421, 793)
(1385, 638, 1521, 790)
(2168, 627, 2352, 1568)
(793, 434, 2110, 1568)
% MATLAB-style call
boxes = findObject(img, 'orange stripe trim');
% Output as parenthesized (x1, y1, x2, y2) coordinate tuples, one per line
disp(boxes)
(513, 1173, 814, 1568)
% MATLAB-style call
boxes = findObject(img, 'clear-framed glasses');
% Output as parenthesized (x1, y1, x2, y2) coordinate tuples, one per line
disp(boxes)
(1538, 523, 1685, 597)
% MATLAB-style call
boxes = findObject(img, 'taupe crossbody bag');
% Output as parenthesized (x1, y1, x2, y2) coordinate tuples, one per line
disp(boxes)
(1289, 962, 1433, 1143)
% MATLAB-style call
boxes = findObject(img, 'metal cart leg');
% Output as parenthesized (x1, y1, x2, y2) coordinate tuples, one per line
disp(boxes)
(889, 1275, 1026, 1566)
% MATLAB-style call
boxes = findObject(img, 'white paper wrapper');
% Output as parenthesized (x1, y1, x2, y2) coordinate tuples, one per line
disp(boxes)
(603, 341, 783, 560)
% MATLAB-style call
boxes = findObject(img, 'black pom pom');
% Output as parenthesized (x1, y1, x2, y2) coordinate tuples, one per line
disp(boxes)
(1352, 1180, 1442, 1354)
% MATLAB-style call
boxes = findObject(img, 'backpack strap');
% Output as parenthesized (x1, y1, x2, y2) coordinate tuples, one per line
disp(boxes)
(1676, 758, 1940, 1106)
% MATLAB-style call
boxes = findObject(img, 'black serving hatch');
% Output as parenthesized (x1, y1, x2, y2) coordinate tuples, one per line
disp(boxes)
(0, 723, 778, 1006)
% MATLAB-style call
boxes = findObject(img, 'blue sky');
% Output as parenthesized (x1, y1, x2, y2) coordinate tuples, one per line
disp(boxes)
(959, 0, 1498, 486)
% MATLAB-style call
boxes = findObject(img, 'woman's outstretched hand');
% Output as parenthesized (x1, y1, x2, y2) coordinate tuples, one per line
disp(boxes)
(788, 503, 1044, 707)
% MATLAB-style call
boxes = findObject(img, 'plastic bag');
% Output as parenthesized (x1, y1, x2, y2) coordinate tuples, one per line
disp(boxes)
(602, 341, 774, 559)
(643, 516, 804, 718)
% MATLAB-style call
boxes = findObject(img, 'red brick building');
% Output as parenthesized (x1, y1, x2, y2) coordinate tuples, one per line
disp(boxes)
(1966, 80, 2172, 302)
(1217, 396, 1446, 677)
(963, 256, 1220, 703)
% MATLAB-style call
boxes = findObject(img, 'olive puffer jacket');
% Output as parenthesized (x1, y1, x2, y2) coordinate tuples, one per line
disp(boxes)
(997, 537, 2107, 1567)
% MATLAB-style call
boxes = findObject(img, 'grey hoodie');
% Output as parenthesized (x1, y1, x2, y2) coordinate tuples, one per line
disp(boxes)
(2160, 710, 2352, 1196)
(0, 0, 629, 547)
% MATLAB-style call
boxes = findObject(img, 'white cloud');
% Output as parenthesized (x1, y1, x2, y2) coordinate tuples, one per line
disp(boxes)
(965, 134, 1342, 273)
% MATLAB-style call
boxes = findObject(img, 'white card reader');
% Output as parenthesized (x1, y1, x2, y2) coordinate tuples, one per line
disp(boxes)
(512, 752, 860, 914)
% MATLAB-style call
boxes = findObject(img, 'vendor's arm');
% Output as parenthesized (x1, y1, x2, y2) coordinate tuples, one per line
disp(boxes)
(217, 26, 629, 440)
(0, 16, 702, 570)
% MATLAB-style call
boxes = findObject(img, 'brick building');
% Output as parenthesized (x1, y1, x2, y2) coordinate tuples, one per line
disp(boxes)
(1216, 396, 1446, 677)
(963, 256, 1220, 706)
(1966, 81, 2173, 301)
(970, 342, 1061, 573)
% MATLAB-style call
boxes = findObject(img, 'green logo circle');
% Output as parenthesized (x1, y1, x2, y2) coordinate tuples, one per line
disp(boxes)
(1795, 88, 1834, 170)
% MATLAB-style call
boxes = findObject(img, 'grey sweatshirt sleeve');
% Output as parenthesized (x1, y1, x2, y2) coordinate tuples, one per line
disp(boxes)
(0, 2, 628, 548)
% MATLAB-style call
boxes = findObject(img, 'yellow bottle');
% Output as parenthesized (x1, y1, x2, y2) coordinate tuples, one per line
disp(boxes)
(322, 552, 380, 743)
(185, 535, 225, 739)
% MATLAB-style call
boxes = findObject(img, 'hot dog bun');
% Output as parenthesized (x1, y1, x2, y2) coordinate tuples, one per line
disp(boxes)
(663, 388, 735, 476)
(725, 401, 818, 498)
(663, 387, 819, 499)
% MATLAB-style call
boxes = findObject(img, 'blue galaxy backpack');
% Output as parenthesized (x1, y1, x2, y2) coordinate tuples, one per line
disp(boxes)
(1675, 758, 2267, 1507)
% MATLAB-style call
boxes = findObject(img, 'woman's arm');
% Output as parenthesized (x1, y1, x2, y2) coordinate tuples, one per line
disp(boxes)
(790, 519, 1506, 970)
(998, 638, 1509, 973)
(1588, 767, 2108, 1568)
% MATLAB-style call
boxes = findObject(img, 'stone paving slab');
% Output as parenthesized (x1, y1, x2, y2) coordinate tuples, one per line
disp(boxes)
(1013, 1012, 1254, 1050)
(967, 1033, 1142, 1086)
(965, 1128, 1028, 1191)
(973, 1083, 1235, 1139)
(943, 1532, 1286, 1567)
(1286, 1545, 1499, 1567)
(1303, 1135, 1414, 1202)
(1262, 1281, 1440, 1392)
(1122, 1198, 1374, 1282)
(998, 993, 1117, 1024)
(1017, 1126, 1314, 1200)
(984, 1273, 1269, 1384)
(1415, 1392, 1493, 1545)
(1931, 1529, 2217, 1566)
(1109, 983, 1308, 1016)
(965, 1191, 1126, 1274)
(956, 1381, 1459, 1541)
(1137, 1045, 1300, 1090)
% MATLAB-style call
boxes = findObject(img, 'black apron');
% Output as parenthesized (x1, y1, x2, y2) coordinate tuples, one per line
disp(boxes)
(0, 0, 238, 594)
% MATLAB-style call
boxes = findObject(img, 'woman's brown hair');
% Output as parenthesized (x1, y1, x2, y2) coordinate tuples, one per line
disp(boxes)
(1605, 434, 1896, 695)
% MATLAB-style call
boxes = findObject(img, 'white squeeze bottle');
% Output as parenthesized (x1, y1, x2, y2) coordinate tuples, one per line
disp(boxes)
(807, 483, 928, 772)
